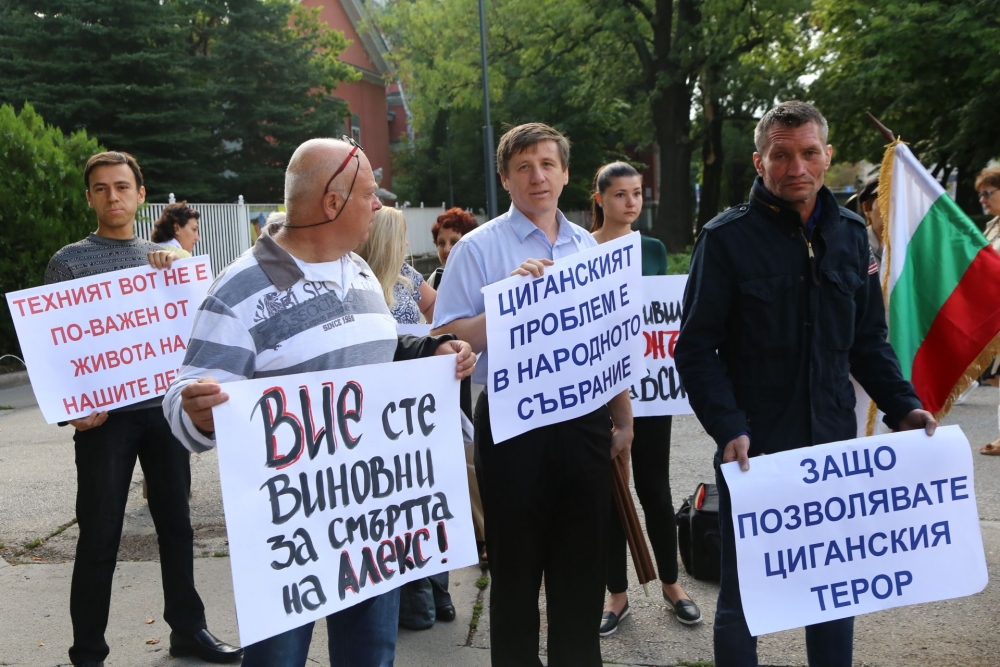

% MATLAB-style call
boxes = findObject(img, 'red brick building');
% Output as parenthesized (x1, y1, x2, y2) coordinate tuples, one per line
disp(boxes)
(300, 0, 406, 191)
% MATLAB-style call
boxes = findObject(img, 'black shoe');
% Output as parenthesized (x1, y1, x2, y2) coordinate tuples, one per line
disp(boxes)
(663, 590, 702, 625)
(436, 604, 457, 622)
(75, 662, 104, 667)
(169, 629, 243, 663)
(599, 601, 630, 637)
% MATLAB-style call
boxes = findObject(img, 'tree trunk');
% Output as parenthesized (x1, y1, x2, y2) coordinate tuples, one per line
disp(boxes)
(651, 82, 695, 253)
(698, 104, 723, 231)
(954, 160, 986, 220)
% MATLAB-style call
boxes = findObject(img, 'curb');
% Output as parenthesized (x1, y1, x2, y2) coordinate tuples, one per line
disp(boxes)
(0, 371, 30, 389)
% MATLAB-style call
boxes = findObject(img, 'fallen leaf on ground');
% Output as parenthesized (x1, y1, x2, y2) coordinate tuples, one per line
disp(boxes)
(145, 618, 154, 624)
(145, 638, 160, 645)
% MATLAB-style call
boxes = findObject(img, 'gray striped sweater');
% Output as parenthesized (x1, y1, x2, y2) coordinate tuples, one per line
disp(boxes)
(163, 228, 399, 453)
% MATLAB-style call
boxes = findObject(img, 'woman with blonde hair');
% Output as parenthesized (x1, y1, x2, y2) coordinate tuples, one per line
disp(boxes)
(356, 207, 435, 323)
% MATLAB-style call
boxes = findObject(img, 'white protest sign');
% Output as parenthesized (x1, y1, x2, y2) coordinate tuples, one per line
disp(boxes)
(5, 257, 212, 422)
(629, 275, 692, 417)
(212, 355, 477, 647)
(722, 425, 987, 636)
(482, 232, 645, 443)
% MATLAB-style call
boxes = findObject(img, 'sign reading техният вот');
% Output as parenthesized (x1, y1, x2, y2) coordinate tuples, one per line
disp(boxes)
(722, 425, 987, 636)
(4, 257, 213, 423)
(482, 232, 645, 443)
(212, 355, 478, 647)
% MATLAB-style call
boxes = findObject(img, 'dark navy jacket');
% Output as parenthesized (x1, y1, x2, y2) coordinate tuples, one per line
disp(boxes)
(675, 178, 922, 457)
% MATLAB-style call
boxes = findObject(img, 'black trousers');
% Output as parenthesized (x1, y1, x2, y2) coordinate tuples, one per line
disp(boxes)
(68, 408, 206, 664)
(606, 415, 678, 592)
(713, 468, 854, 666)
(474, 394, 611, 667)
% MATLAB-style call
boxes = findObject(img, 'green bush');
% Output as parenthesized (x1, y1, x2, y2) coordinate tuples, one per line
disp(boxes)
(0, 103, 102, 359)
(667, 248, 693, 275)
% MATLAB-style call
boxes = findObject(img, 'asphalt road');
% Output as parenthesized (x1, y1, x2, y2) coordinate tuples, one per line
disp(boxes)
(1, 377, 998, 666)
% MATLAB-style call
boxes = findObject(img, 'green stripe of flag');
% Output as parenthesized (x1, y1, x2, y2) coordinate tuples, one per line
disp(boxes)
(888, 193, 984, 378)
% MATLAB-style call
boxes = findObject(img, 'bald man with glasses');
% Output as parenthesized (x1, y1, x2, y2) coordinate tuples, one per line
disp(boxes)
(162, 137, 476, 667)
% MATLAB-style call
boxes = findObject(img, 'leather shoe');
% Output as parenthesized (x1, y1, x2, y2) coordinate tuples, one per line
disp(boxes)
(436, 604, 457, 622)
(663, 590, 702, 625)
(169, 629, 243, 663)
(598, 601, 630, 637)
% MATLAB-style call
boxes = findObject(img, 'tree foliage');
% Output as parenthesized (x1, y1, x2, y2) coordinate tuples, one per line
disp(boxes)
(0, 103, 103, 357)
(811, 0, 1000, 214)
(379, 0, 810, 247)
(0, 0, 357, 203)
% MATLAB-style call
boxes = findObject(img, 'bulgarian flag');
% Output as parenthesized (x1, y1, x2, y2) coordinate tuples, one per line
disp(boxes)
(878, 140, 1000, 418)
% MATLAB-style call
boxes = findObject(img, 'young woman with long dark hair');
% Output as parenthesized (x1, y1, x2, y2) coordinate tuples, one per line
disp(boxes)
(590, 162, 701, 635)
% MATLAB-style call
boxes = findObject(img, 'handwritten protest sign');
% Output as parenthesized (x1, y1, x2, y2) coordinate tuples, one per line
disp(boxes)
(629, 275, 692, 417)
(722, 425, 987, 636)
(212, 355, 477, 647)
(482, 232, 645, 443)
(5, 257, 212, 423)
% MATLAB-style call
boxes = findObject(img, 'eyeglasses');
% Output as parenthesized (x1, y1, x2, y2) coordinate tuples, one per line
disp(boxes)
(324, 135, 364, 194)
(979, 189, 997, 201)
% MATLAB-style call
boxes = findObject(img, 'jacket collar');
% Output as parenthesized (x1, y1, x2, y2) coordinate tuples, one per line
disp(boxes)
(749, 177, 842, 233)
(251, 222, 366, 291)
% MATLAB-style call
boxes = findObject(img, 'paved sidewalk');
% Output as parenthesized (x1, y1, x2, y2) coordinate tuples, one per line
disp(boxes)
(2, 377, 999, 666)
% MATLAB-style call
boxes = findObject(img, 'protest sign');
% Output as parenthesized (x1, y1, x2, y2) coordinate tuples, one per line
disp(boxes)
(722, 425, 987, 636)
(5, 257, 212, 423)
(629, 275, 692, 417)
(482, 232, 645, 443)
(212, 355, 477, 647)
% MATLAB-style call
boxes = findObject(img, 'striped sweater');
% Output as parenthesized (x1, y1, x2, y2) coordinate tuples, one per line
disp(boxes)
(164, 227, 400, 453)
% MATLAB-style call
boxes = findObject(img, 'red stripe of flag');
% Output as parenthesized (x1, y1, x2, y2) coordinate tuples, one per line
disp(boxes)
(910, 246, 1000, 413)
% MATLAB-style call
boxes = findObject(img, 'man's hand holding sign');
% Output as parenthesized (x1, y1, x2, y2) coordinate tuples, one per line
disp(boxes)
(206, 355, 477, 647)
(5, 256, 213, 423)
(721, 426, 986, 637)
(482, 231, 644, 446)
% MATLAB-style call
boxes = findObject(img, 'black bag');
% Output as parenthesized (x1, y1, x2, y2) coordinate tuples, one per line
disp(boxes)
(677, 482, 722, 582)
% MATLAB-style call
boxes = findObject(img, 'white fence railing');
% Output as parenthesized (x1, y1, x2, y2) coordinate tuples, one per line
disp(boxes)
(137, 202, 256, 276)
(397, 206, 487, 256)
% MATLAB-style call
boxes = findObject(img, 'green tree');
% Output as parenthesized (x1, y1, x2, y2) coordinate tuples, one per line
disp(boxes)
(811, 0, 1000, 215)
(0, 103, 103, 358)
(186, 0, 359, 202)
(379, 0, 810, 248)
(0, 0, 358, 203)
(378, 0, 643, 213)
(0, 0, 219, 201)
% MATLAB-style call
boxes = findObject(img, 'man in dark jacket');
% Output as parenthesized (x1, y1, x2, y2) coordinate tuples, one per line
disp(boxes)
(674, 101, 937, 667)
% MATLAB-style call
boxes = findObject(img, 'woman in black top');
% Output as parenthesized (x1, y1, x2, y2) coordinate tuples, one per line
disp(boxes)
(590, 162, 702, 635)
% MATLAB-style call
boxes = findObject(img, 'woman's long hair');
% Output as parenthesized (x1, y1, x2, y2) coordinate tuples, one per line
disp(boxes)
(355, 207, 412, 309)
(590, 162, 640, 232)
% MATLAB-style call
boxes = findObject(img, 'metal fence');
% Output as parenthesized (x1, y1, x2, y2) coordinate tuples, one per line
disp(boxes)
(137, 202, 254, 276)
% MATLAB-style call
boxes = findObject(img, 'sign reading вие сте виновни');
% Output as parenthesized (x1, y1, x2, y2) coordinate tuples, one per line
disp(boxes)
(211, 355, 478, 647)
(481, 232, 645, 443)
(4, 257, 212, 422)
(722, 425, 987, 636)
(629, 275, 692, 417)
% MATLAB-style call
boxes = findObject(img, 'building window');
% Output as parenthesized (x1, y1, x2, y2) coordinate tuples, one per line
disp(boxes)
(351, 114, 362, 145)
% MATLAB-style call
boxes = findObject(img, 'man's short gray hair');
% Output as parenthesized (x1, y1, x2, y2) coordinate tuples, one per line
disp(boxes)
(754, 101, 829, 153)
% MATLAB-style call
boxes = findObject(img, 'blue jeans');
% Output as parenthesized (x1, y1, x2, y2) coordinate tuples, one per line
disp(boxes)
(241, 589, 400, 667)
(714, 468, 854, 667)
